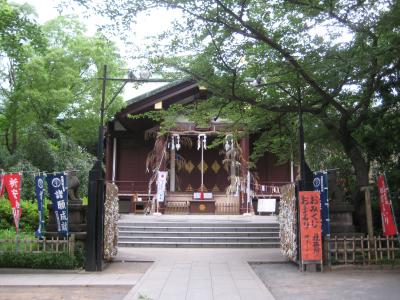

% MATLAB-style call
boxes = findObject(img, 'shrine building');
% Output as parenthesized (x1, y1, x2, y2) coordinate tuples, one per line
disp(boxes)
(104, 78, 293, 214)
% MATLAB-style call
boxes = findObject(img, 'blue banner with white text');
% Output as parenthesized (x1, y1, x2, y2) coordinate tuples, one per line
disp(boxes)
(35, 175, 45, 238)
(46, 173, 68, 236)
(313, 171, 330, 237)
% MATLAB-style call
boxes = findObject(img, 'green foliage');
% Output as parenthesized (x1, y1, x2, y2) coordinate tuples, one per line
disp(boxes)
(0, 0, 46, 63)
(0, 198, 48, 232)
(0, 9, 126, 198)
(0, 252, 82, 269)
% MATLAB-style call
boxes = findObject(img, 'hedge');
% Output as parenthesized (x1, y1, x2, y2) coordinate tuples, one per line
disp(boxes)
(0, 252, 81, 269)
(0, 198, 48, 232)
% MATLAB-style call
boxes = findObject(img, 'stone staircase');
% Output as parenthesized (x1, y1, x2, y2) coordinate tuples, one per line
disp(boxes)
(118, 218, 280, 248)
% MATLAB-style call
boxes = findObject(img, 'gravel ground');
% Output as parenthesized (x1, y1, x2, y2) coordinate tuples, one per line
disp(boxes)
(251, 262, 400, 300)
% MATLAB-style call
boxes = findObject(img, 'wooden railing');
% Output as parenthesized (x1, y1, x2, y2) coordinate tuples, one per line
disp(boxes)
(253, 181, 291, 196)
(325, 235, 399, 266)
(0, 234, 75, 255)
(111, 180, 155, 196)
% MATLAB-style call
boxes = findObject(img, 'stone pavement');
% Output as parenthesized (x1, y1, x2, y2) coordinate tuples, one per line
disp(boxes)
(118, 248, 286, 300)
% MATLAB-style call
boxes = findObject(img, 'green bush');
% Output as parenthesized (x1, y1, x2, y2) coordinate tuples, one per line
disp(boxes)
(0, 252, 81, 269)
(0, 198, 48, 232)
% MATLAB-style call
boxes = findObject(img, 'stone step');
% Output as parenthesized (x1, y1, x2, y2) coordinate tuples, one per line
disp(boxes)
(117, 217, 280, 248)
(118, 226, 279, 233)
(117, 241, 280, 248)
(118, 222, 279, 228)
(118, 230, 279, 237)
(118, 236, 279, 243)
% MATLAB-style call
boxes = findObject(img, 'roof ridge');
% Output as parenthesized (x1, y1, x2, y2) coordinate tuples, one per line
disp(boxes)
(125, 77, 194, 106)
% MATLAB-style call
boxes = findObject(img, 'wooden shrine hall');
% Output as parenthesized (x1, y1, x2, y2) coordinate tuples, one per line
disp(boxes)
(104, 78, 293, 214)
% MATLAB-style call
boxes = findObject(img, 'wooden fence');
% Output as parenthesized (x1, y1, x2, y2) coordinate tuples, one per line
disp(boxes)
(325, 235, 399, 266)
(0, 234, 75, 255)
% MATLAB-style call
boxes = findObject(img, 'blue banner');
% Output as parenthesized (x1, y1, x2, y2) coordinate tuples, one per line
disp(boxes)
(46, 173, 68, 236)
(34, 175, 45, 238)
(313, 171, 330, 237)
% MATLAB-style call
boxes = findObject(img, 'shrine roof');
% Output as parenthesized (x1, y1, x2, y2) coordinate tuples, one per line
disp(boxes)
(116, 77, 199, 119)
(126, 77, 194, 106)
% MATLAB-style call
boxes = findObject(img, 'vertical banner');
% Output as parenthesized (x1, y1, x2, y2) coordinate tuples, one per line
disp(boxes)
(35, 175, 45, 238)
(377, 175, 397, 236)
(299, 191, 322, 262)
(4, 173, 22, 232)
(47, 173, 68, 236)
(156, 171, 168, 202)
(313, 171, 330, 237)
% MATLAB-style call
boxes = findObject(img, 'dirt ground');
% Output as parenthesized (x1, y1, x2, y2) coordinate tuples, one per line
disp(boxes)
(0, 262, 152, 300)
(251, 262, 400, 300)
(0, 286, 132, 300)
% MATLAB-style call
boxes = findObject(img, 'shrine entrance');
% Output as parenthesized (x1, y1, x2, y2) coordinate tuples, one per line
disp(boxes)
(174, 136, 229, 193)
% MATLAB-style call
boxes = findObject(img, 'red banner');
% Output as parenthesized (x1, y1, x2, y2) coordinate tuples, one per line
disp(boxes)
(299, 191, 322, 262)
(4, 173, 22, 232)
(377, 175, 397, 236)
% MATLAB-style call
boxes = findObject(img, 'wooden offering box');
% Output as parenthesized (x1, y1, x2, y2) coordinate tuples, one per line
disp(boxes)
(189, 200, 215, 214)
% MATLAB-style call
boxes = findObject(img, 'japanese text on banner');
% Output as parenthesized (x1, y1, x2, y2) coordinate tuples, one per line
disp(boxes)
(299, 191, 322, 262)
(35, 175, 45, 238)
(377, 175, 397, 236)
(4, 173, 22, 232)
(46, 173, 68, 236)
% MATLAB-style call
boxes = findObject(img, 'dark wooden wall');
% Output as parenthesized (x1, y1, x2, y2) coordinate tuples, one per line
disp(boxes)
(254, 152, 291, 184)
(113, 134, 291, 195)
(116, 134, 153, 193)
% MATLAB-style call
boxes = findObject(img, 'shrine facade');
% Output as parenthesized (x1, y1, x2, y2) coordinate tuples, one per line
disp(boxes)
(104, 78, 293, 213)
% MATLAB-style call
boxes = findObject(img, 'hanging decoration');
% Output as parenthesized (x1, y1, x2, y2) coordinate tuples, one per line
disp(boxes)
(197, 134, 207, 150)
(34, 175, 45, 238)
(224, 134, 233, 152)
(169, 133, 181, 151)
(4, 173, 22, 232)
(47, 173, 69, 236)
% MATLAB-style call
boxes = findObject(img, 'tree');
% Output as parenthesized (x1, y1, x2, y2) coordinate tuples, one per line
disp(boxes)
(0, 9, 127, 197)
(1, 15, 125, 155)
(74, 0, 400, 228)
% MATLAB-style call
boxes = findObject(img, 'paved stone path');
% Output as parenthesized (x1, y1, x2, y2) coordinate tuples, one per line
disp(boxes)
(118, 248, 285, 300)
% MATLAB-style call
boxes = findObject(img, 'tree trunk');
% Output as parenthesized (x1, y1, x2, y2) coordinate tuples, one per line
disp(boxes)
(342, 135, 370, 232)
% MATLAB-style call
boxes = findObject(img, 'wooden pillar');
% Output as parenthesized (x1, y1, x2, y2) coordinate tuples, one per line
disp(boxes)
(361, 186, 374, 238)
(112, 137, 117, 182)
(104, 123, 113, 181)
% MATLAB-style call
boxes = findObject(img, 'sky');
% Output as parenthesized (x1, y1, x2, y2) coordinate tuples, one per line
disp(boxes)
(12, 0, 174, 100)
